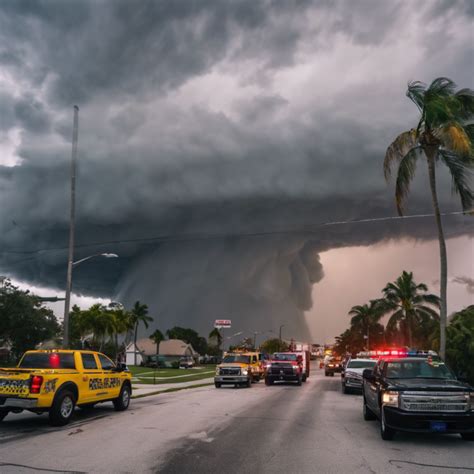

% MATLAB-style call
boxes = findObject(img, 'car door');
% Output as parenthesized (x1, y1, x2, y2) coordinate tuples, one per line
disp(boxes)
(365, 362, 380, 412)
(97, 353, 122, 399)
(79, 352, 103, 403)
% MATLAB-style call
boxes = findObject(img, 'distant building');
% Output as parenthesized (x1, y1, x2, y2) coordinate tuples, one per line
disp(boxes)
(125, 338, 157, 366)
(158, 339, 198, 368)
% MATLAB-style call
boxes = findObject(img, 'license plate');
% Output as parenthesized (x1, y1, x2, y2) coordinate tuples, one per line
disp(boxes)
(430, 421, 447, 432)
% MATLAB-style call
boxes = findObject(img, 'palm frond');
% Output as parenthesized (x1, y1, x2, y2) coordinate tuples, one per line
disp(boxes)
(384, 129, 419, 180)
(427, 77, 457, 98)
(406, 81, 426, 111)
(439, 149, 474, 212)
(436, 122, 472, 157)
(454, 88, 474, 120)
(395, 148, 419, 215)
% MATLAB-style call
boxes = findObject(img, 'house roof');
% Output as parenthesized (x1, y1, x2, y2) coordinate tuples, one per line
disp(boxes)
(159, 339, 197, 356)
(126, 338, 157, 356)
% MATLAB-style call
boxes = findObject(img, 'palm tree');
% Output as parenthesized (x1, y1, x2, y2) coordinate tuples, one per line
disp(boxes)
(384, 77, 474, 358)
(208, 328, 223, 351)
(348, 300, 384, 351)
(129, 301, 153, 366)
(381, 271, 440, 348)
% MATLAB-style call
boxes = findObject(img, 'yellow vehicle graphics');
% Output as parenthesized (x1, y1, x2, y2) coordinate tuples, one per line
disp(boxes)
(0, 350, 131, 409)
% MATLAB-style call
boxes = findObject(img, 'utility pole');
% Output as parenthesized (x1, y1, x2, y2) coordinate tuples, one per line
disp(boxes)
(279, 324, 285, 351)
(63, 105, 79, 349)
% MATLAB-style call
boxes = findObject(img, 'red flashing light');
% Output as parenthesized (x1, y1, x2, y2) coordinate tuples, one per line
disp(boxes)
(30, 375, 43, 394)
(49, 353, 60, 368)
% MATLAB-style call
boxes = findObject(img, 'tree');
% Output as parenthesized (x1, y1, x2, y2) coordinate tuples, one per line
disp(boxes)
(208, 328, 223, 352)
(149, 329, 164, 359)
(381, 271, 440, 348)
(129, 301, 153, 366)
(260, 338, 288, 355)
(446, 305, 474, 385)
(348, 300, 385, 351)
(384, 77, 474, 358)
(0, 280, 60, 360)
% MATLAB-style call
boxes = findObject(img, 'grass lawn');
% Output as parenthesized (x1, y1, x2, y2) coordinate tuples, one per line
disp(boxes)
(130, 365, 216, 385)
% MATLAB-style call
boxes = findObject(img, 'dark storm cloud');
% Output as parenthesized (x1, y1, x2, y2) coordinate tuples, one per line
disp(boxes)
(0, 0, 472, 337)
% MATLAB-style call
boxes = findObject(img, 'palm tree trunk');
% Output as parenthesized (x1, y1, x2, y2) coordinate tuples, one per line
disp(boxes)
(427, 153, 448, 359)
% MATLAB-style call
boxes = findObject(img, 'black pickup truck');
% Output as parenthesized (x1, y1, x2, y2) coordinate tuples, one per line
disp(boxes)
(362, 355, 474, 440)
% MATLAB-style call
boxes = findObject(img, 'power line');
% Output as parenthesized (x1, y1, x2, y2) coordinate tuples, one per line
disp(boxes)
(0, 208, 472, 256)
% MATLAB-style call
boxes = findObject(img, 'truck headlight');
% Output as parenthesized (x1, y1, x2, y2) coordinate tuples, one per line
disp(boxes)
(241, 369, 248, 375)
(215, 368, 220, 375)
(292, 365, 298, 371)
(382, 391, 399, 407)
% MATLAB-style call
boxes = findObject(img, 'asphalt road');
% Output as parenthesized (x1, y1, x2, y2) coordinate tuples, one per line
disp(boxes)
(0, 366, 473, 473)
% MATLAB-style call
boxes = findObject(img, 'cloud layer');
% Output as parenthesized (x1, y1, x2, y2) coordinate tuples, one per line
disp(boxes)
(0, 0, 472, 336)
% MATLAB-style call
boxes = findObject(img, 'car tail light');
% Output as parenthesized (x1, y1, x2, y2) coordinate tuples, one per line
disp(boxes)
(30, 375, 44, 394)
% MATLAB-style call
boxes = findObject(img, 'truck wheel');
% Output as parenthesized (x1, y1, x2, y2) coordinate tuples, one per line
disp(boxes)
(342, 384, 349, 394)
(461, 433, 474, 441)
(302, 374, 307, 382)
(49, 390, 76, 426)
(214, 382, 221, 388)
(325, 371, 329, 376)
(380, 410, 396, 440)
(113, 384, 131, 411)
(246, 378, 252, 388)
(0, 410, 8, 422)
(265, 378, 273, 386)
(330, 373, 334, 377)
(363, 397, 376, 420)
(296, 375, 302, 386)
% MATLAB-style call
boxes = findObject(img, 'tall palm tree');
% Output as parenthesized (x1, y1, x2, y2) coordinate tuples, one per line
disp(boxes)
(129, 301, 153, 366)
(384, 77, 474, 358)
(381, 271, 440, 348)
(348, 300, 384, 351)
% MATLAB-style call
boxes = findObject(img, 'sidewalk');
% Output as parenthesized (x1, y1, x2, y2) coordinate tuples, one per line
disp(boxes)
(132, 377, 214, 398)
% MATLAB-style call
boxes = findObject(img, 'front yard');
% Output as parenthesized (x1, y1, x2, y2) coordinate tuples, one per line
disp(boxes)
(130, 365, 216, 385)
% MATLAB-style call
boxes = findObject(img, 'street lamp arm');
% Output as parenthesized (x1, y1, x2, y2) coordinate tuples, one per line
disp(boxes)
(72, 253, 118, 267)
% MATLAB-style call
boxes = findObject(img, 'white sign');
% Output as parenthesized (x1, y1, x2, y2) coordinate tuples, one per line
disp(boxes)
(214, 319, 232, 329)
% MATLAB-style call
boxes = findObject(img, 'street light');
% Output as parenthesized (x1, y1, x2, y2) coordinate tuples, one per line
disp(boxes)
(62, 252, 119, 348)
(279, 324, 285, 350)
(72, 253, 118, 267)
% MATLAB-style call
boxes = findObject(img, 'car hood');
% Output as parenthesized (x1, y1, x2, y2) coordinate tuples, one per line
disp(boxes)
(388, 378, 471, 391)
(345, 368, 366, 376)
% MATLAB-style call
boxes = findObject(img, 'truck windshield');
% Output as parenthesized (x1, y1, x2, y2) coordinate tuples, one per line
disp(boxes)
(19, 353, 76, 369)
(223, 355, 250, 364)
(273, 353, 297, 361)
(347, 360, 376, 369)
(385, 359, 455, 379)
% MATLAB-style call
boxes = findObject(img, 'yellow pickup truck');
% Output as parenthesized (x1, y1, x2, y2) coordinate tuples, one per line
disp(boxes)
(0, 349, 132, 426)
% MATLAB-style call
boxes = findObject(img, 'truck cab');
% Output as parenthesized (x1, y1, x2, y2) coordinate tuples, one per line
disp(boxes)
(264, 352, 303, 386)
(362, 353, 474, 440)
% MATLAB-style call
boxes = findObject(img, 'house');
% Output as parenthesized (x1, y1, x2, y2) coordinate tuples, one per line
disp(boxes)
(158, 339, 198, 368)
(125, 338, 158, 366)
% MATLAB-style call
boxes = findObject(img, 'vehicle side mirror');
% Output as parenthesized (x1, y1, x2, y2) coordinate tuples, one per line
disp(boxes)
(363, 368, 374, 380)
(297, 355, 303, 363)
(115, 362, 127, 372)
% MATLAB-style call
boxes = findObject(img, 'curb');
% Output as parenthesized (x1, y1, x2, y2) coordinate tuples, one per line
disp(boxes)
(131, 382, 214, 399)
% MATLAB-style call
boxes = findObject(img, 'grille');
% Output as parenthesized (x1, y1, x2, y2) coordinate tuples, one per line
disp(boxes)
(269, 364, 294, 376)
(219, 368, 241, 376)
(400, 391, 469, 413)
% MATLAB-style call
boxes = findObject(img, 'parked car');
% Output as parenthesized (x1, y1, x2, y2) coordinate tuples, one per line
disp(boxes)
(341, 358, 376, 393)
(179, 357, 194, 369)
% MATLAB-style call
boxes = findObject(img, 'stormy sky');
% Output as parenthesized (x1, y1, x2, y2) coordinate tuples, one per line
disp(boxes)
(0, 0, 473, 340)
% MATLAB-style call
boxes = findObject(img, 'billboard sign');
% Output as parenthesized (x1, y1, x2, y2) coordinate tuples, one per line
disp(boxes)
(214, 319, 232, 329)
